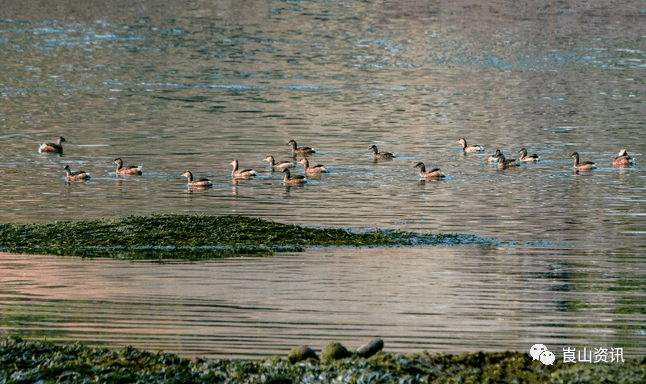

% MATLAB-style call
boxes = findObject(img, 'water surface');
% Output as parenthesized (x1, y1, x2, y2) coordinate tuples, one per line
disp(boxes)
(1, 0, 645, 359)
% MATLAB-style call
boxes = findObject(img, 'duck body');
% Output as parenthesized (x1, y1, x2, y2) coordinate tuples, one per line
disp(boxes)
(488, 149, 502, 163)
(264, 156, 295, 171)
(63, 165, 90, 181)
(571, 152, 596, 171)
(282, 168, 307, 185)
(287, 139, 315, 155)
(495, 152, 520, 169)
(613, 149, 636, 168)
(39, 136, 66, 154)
(114, 158, 143, 176)
(298, 158, 328, 175)
(182, 171, 212, 187)
(230, 159, 257, 179)
(457, 137, 484, 152)
(370, 145, 395, 159)
(414, 162, 445, 178)
(519, 148, 540, 162)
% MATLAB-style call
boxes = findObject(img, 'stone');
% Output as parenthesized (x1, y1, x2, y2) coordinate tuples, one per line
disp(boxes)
(356, 339, 384, 358)
(321, 342, 353, 363)
(287, 345, 319, 364)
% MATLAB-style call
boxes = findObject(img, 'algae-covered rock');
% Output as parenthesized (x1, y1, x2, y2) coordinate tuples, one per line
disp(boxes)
(321, 342, 353, 363)
(356, 339, 384, 358)
(287, 345, 319, 364)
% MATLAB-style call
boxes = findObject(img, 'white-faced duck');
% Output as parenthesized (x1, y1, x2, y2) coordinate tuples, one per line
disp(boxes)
(495, 152, 520, 169)
(114, 157, 142, 176)
(457, 137, 484, 152)
(39, 136, 66, 154)
(287, 139, 315, 155)
(571, 152, 596, 171)
(298, 158, 328, 175)
(369, 145, 395, 159)
(518, 148, 540, 162)
(230, 159, 257, 179)
(282, 168, 307, 185)
(63, 165, 90, 181)
(613, 149, 636, 168)
(488, 149, 502, 163)
(182, 170, 212, 187)
(264, 155, 295, 171)
(414, 162, 445, 178)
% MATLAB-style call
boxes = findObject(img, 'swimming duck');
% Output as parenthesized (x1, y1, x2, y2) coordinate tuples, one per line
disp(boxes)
(518, 148, 540, 162)
(287, 139, 315, 155)
(39, 136, 66, 154)
(182, 170, 212, 187)
(457, 137, 484, 152)
(63, 165, 90, 181)
(495, 152, 520, 169)
(282, 168, 307, 185)
(370, 145, 395, 159)
(613, 149, 636, 168)
(114, 157, 143, 176)
(488, 149, 502, 163)
(298, 158, 328, 175)
(571, 152, 596, 171)
(264, 155, 295, 171)
(230, 159, 257, 179)
(414, 162, 445, 178)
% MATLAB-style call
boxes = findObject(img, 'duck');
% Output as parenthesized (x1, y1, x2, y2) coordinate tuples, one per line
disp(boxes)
(613, 149, 636, 168)
(63, 165, 90, 181)
(414, 162, 445, 178)
(370, 145, 395, 159)
(287, 139, 315, 155)
(571, 152, 596, 171)
(488, 149, 502, 163)
(457, 137, 484, 152)
(282, 168, 307, 185)
(298, 158, 328, 175)
(495, 152, 520, 169)
(114, 157, 143, 176)
(39, 136, 66, 154)
(182, 170, 212, 187)
(518, 148, 540, 162)
(264, 155, 295, 171)
(230, 159, 257, 179)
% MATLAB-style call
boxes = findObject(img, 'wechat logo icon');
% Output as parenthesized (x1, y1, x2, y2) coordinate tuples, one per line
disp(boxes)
(530, 344, 555, 365)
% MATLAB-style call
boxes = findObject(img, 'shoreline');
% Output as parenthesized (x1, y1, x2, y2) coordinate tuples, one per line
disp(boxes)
(1, 337, 643, 383)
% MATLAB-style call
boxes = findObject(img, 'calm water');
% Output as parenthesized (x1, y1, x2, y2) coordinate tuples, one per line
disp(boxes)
(1, 0, 646, 359)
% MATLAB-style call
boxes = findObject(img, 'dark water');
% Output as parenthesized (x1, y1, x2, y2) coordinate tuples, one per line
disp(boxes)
(1, 0, 645, 359)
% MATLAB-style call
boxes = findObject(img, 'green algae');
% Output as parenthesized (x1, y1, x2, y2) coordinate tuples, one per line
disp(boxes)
(1, 337, 644, 384)
(287, 346, 319, 364)
(0, 214, 498, 260)
(321, 342, 353, 363)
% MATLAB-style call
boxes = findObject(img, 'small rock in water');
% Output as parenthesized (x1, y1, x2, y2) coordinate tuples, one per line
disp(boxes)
(356, 338, 384, 358)
(287, 345, 319, 364)
(321, 342, 353, 363)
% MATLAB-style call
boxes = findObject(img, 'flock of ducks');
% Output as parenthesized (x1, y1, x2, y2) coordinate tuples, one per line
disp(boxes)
(39, 136, 637, 186)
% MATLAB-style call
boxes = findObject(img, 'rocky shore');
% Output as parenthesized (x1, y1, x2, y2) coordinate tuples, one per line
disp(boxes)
(1, 337, 644, 383)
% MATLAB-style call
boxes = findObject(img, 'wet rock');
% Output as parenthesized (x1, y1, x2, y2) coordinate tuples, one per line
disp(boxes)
(287, 345, 319, 364)
(321, 342, 353, 363)
(356, 339, 384, 358)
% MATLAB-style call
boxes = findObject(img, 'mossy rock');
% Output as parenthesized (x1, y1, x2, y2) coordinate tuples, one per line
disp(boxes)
(321, 342, 353, 363)
(356, 338, 384, 358)
(287, 345, 319, 364)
